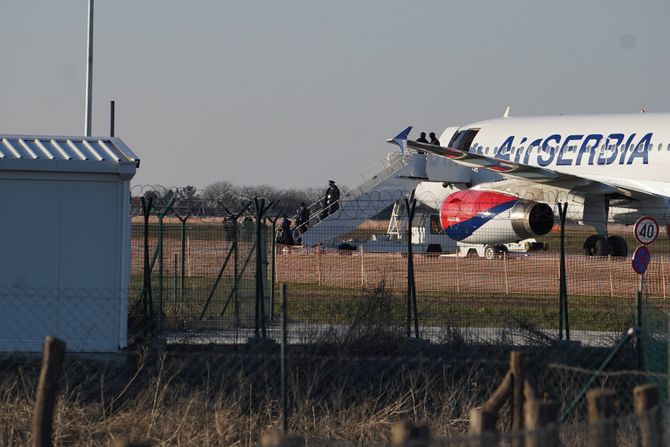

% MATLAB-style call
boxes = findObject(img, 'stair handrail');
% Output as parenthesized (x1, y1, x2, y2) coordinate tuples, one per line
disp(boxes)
(293, 150, 412, 234)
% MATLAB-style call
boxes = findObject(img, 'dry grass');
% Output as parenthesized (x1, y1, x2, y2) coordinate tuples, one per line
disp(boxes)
(0, 346, 504, 446)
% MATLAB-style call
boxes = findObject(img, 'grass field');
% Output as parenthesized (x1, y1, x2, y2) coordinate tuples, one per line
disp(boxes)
(0, 332, 645, 446)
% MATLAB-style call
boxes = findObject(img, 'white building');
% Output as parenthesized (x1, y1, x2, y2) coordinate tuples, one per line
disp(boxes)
(0, 134, 139, 352)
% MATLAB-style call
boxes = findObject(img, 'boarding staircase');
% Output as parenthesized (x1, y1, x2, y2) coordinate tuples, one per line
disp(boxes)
(297, 150, 428, 246)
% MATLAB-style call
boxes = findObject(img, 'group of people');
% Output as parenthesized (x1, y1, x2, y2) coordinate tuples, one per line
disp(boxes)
(276, 132, 437, 246)
(417, 131, 440, 145)
(276, 180, 340, 246)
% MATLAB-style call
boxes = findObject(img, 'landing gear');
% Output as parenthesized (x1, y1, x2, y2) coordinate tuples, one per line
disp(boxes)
(583, 234, 628, 257)
(583, 235, 609, 256)
(607, 235, 628, 257)
(484, 244, 508, 260)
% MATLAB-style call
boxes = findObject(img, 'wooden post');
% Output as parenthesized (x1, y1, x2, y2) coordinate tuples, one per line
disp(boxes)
(187, 235, 191, 278)
(510, 351, 528, 439)
(586, 388, 617, 447)
(608, 255, 614, 299)
(360, 245, 365, 288)
(391, 421, 430, 447)
(634, 384, 662, 447)
(260, 432, 304, 447)
(32, 336, 66, 447)
(524, 400, 559, 447)
(661, 256, 666, 300)
(316, 244, 322, 286)
(455, 254, 461, 293)
(113, 441, 150, 447)
(503, 252, 509, 296)
(469, 408, 498, 447)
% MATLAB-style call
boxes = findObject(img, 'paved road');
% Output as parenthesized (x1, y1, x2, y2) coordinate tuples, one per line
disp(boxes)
(166, 323, 623, 348)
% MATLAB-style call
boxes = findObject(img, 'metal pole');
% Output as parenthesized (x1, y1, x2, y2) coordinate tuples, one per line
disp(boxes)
(280, 283, 288, 433)
(233, 222, 239, 325)
(110, 100, 115, 137)
(179, 215, 188, 305)
(637, 273, 645, 369)
(173, 253, 177, 308)
(141, 197, 153, 338)
(84, 0, 94, 136)
(405, 194, 418, 338)
(558, 202, 568, 340)
(270, 216, 278, 322)
(158, 215, 164, 332)
(406, 198, 412, 338)
(561, 328, 635, 422)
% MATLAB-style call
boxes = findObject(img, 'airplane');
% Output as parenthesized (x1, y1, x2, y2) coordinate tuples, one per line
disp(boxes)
(388, 112, 670, 257)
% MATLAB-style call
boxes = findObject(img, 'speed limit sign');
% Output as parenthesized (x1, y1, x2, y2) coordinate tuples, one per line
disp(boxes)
(634, 216, 659, 245)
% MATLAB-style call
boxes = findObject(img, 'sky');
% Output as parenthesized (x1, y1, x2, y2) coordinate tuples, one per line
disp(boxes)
(2, 1, 670, 190)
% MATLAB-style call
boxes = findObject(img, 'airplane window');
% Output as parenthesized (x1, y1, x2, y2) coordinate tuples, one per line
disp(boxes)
(658, 143, 662, 151)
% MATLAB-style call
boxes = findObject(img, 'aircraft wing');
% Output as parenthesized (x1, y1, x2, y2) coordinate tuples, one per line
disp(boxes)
(406, 139, 660, 200)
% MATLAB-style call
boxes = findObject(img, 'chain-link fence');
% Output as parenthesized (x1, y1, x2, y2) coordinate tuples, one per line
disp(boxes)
(3, 184, 670, 445)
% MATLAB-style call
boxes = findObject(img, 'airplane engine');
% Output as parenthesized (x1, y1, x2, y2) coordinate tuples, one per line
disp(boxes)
(440, 190, 554, 244)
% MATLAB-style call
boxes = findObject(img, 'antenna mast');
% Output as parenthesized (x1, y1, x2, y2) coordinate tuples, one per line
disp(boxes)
(84, 0, 94, 136)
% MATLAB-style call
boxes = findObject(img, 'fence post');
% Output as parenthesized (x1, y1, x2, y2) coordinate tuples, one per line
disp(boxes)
(280, 283, 289, 434)
(503, 251, 509, 296)
(316, 244, 322, 286)
(141, 196, 153, 338)
(455, 253, 461, 293)
(586, 388, 617, 447)
(510, 351, 528, 439)
(360, 245, 365, 288)
(524, 400, 559, 447)
(260, 432, 304, 447)
(113, 441, 150, 447)
(633, 384, 662, 447)
(469, 408, 498, 447)
(661, 256, 666, 300)
(32, 336, 66, 447)
(608, 255, 614, 299)
(391, 421, 430, 447)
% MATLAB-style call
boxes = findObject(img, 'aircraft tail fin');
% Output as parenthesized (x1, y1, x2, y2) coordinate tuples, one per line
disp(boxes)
(386, 125, 413, 152)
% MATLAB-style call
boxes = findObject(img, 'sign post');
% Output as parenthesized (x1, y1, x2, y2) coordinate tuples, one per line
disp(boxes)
(631, 216, 657, 371)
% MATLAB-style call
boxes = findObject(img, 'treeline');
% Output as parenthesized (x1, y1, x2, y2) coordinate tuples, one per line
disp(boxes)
(132, 181, 325, 216)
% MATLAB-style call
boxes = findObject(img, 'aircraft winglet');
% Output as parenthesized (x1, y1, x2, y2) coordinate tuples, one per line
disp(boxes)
(386, 125, 413, 152)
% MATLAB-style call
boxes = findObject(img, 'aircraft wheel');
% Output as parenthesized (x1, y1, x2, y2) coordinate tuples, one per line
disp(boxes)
(608, 235, 628, 257)
(484, 245, 496, 260)
(583, 235, 609, 256)
(497, 244, 508, 259)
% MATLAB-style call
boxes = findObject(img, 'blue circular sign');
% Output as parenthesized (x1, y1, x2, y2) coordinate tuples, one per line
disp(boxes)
(632, 245, 651, 275)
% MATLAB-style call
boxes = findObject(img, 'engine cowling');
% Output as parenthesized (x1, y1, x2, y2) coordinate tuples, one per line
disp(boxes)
(440, 190, 555, 244)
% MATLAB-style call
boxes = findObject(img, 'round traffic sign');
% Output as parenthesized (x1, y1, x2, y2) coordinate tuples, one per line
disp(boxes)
(632, 245, 651, 275)
(634, 216, 659, 245)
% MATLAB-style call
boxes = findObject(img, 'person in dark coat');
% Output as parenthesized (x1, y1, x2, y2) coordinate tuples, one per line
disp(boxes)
(278, 214, 294, 245)
(320, 196, 329, 220)
(429, 132, 440, 145)
(296, 202, 310, 238)
(416, 132, 429, 143)
(326, 180, 340, 215)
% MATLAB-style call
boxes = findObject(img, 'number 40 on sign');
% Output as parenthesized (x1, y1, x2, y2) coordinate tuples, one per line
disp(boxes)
(634, 216, 659, 246)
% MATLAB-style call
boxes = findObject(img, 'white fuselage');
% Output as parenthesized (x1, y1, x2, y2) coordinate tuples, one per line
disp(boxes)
(436, 113, 670, 226)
